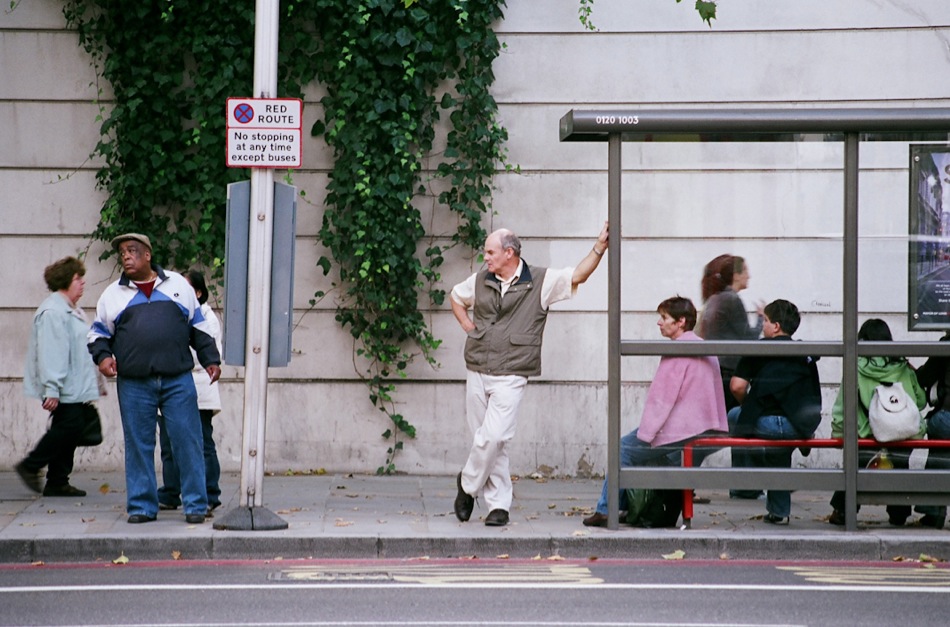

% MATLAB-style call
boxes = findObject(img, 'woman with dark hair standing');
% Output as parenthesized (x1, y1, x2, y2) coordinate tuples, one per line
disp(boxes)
(699, 254, 764, 410)
(827, 318, 926, 526)
(699, 254, 765, 498)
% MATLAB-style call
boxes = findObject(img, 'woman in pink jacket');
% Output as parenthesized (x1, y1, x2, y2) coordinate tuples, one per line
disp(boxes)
(584, 296, 728, 527)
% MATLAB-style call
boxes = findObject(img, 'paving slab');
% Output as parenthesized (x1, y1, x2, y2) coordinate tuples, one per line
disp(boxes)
(0, 471, 948, 563)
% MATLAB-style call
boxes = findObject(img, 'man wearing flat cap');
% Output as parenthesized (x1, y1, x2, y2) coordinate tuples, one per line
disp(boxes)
(88, 233, 221, 524)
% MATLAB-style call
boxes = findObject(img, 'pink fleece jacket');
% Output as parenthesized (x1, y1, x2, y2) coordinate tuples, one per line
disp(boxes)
(636, 331, 729, 447)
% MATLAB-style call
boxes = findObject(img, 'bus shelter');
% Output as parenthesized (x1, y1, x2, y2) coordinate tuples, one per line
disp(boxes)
(560, 108, 950, 531)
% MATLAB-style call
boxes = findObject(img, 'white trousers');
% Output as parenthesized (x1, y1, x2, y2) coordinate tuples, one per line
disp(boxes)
(460, 371, 527, 512)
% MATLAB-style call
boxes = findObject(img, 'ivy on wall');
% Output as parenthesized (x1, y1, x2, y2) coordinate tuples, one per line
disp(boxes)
(62, 1, 255, 274)
(60, 0, 715, 472)
(62, 0, 508, 474)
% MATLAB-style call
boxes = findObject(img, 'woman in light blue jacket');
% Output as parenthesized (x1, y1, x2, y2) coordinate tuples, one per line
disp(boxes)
(18, 257, 103, 497)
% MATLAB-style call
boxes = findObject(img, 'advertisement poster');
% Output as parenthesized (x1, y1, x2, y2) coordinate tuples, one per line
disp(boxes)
(910, 144, 950, 330)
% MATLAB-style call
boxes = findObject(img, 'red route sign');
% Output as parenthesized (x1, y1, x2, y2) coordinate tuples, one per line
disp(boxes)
(226, 97, 303, 169)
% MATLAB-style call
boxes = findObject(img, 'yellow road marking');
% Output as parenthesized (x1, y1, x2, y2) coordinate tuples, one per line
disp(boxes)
(779, 565, 950, 587)
(274, 564, 603, 585)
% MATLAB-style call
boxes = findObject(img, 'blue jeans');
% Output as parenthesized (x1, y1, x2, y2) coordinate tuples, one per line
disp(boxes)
(158, 409, 221, 509)
(918, 410, 950, 521)
(594, 428, 683, 515)
(728, 407, 808, 518)
(116, 373, 207, 517)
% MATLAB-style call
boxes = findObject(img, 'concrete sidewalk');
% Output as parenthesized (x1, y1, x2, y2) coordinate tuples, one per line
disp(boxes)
(1, 471, 948, 563)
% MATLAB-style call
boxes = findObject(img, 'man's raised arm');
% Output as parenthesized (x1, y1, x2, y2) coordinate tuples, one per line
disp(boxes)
(572, 221, 610, 287)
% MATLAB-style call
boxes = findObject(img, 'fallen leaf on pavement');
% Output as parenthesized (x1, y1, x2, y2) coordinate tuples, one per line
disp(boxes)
(546, 555, 565, 561)
(99, 484, 110, 494)
(919, 553, 944, 563)
(531, 554, 542, 560)
(719, 553, 731, 560)
(572, 530, 589, 537)
(81, 517, 96, 523)
(410, 555, 430, 560)
(496, 554, 510, 559)
(113, 553, 129, 565)
(334, 519, 354, 527)
(31, 561, 44, 566)
(662, 550, 686, 560)
(548, 504, 557, 509)
(171, 551, 181, 560)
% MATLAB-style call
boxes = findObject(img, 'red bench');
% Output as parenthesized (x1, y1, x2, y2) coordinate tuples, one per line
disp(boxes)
(680, 437, 950, 525)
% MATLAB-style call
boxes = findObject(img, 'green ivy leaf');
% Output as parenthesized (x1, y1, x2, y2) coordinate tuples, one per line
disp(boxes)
(695, 0, 717, 25)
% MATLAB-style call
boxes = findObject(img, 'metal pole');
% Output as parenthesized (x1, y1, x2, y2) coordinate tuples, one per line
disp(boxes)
(607, 133, 622, 528)
(842, 133, 860, 530)
(241, 0, 278, 510)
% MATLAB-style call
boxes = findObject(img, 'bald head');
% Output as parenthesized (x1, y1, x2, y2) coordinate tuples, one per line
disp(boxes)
(488, 229, 521, 257)
(483, 228, 522, 279)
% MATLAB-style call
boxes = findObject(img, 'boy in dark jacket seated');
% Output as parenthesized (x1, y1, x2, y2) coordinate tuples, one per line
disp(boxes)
(728, 299, 822, 526)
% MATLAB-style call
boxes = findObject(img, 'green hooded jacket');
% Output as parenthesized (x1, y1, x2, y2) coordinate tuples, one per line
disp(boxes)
(831, 356, 927, 438)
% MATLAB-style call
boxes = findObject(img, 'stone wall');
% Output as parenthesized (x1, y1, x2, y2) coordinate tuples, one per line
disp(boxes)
(2, 0, 949, 476)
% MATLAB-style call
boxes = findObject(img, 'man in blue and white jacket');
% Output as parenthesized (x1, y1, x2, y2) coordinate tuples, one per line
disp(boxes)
(88, 233, 221, 525)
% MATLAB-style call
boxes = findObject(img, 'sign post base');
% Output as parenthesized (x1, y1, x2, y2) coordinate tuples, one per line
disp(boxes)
(212, 506, 288, 531)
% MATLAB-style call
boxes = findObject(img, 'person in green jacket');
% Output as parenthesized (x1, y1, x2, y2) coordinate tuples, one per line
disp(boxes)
(828, 318, 926, 526)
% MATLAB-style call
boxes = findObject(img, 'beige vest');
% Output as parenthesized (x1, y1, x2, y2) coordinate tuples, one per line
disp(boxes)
(464, 263, 549, 377)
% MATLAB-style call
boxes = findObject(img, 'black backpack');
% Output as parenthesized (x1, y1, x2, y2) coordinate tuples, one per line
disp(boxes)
(624, 488, 683, 528)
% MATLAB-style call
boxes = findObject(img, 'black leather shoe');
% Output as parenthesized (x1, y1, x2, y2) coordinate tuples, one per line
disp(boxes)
(158, 502, 179, 511)
(730, 490, 764, 500)
(920, 514, 946, 529)
(454, 472, 474, 522)
(127, 514, 157, 524)
(828, 510, 846, 526)
(763, 513, 789, 526)
(185, 513, 206, 524)
(43, 484, 86, 497)
(15, 462, 42, 493)
(485, 509, 509, 526)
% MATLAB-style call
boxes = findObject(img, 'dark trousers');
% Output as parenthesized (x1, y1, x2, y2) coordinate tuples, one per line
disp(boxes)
(157, 409, 222, 508)
(830, 449, 912, 521)
(21, 402, 90, 487)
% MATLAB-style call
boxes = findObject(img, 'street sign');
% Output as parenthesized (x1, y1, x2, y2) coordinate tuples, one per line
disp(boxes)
(226, 97, 303, 168)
